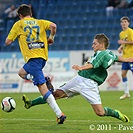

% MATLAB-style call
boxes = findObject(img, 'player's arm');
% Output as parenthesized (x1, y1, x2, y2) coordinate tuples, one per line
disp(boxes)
(48, 23, 57, 45)
(72, 63, 93, 71)
(49, 23, 56, 36)
(117, 56, 133, 62)
(5, 22, 18, 46)
(118, 40, 133, 45)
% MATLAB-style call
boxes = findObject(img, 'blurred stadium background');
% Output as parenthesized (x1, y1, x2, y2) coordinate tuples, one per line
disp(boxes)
(0, 0, 133, 93)
(0, 0, 133, 51)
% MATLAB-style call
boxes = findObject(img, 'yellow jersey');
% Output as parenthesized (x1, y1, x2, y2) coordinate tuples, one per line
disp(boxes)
(7, 17, 52, 62)
(119, 27, 133, 58)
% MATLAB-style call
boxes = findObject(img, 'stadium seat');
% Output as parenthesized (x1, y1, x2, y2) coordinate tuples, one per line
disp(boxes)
(1, 0, 133, 51)
(20, 0, 31, 4)
(6, 19, 15, 35)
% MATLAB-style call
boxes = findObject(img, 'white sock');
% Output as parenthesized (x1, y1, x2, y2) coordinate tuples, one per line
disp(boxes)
(46, 94, 62, 118)
(123, 81, 129, 94)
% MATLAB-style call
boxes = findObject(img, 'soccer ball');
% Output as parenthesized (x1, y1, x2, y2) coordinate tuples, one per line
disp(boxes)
(1, 97, 16, 112)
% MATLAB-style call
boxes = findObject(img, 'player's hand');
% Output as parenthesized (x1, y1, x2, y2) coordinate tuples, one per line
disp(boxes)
(118, 47, 122, 54)
(72, 65, 82, 70)
(47, 38, 54, 45)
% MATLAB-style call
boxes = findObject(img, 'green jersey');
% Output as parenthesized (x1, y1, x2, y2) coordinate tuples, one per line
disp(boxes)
(78, 50, 118, 85)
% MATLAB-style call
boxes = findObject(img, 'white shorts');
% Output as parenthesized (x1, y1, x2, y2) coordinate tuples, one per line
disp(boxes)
(58, 75, 102, 104)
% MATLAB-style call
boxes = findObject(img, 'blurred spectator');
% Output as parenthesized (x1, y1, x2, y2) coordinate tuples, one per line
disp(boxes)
(106, 0, 120, 17)
(128, 0, 133, 8)
(4, 5, 17, 19)
(3, 5, 18, 29)
(116, 0, 128, 8)
(106, 0, 129, 17)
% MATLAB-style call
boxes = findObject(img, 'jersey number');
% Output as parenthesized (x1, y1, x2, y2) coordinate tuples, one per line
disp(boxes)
(24, 26, 40, 42)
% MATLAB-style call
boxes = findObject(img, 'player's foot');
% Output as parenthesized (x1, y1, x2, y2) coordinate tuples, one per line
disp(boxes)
(115, 110, 129, 122)
(22, 94, 32, 109)
(119, 93, 130, 100)
(56, 113, 66, 124)
(45, 76, 54, 94)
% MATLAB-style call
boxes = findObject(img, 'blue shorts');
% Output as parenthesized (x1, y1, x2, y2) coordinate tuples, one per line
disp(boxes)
(122, 62, 133, 72)
(23, 58, 46, 86)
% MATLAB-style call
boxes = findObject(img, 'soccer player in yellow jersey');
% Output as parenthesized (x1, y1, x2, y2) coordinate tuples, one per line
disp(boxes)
(5, 4, 66, 124)
(118, 16, 133, 100)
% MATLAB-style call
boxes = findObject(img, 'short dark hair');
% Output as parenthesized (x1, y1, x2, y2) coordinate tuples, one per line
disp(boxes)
(17, 4, 32, 17)
(94, 33, 110, 49)
(120, 16, 130, 23)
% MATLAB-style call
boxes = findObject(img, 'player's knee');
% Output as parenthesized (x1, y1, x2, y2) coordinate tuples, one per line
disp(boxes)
(18, 70, 25, 79)
(121, 74, 126, 78)
(18, 70, 22, 77)
(53, 90, 66, 99)
(121, 72, 127, 78)
(53, 90, 63, 98)
(18, 68, 27, 79)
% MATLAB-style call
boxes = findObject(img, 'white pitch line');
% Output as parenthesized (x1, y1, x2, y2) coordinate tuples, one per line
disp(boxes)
(0, 118, 133, 123)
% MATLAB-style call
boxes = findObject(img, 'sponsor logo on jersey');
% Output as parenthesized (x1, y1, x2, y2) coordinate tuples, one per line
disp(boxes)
(28, 42, 44, 49)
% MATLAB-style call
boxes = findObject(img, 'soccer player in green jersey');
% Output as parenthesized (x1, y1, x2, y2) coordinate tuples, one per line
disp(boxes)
(22, 33, 133, 122)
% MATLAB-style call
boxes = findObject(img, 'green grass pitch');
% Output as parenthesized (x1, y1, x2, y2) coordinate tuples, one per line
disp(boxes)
(0, 91, 132, 133)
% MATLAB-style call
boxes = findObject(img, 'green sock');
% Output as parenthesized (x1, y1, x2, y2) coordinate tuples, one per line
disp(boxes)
(104, 107, 119, 119)
(31, 96, 46, 106)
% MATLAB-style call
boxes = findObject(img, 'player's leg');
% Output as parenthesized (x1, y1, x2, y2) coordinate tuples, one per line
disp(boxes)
(37, 83, 66, 119)
(120, 69, 130, 100)
(22, 94, 46, 109)
(22, 76, 58, 109)
(120, 62, 130, 100)
(54, 89, 67, 99)
(22, 58, 66, 124)
(18, 66, 43, 109)
(18, 65, 47, 108)
(22, 76, 79, 108)
(18, 67, 33, 80)
(78, 77, 129, 122)
(18, 67, 27, 78)
(35, 72, 66, 123)
(91, 104, 129, 122)
(22, 89, 67, 109)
